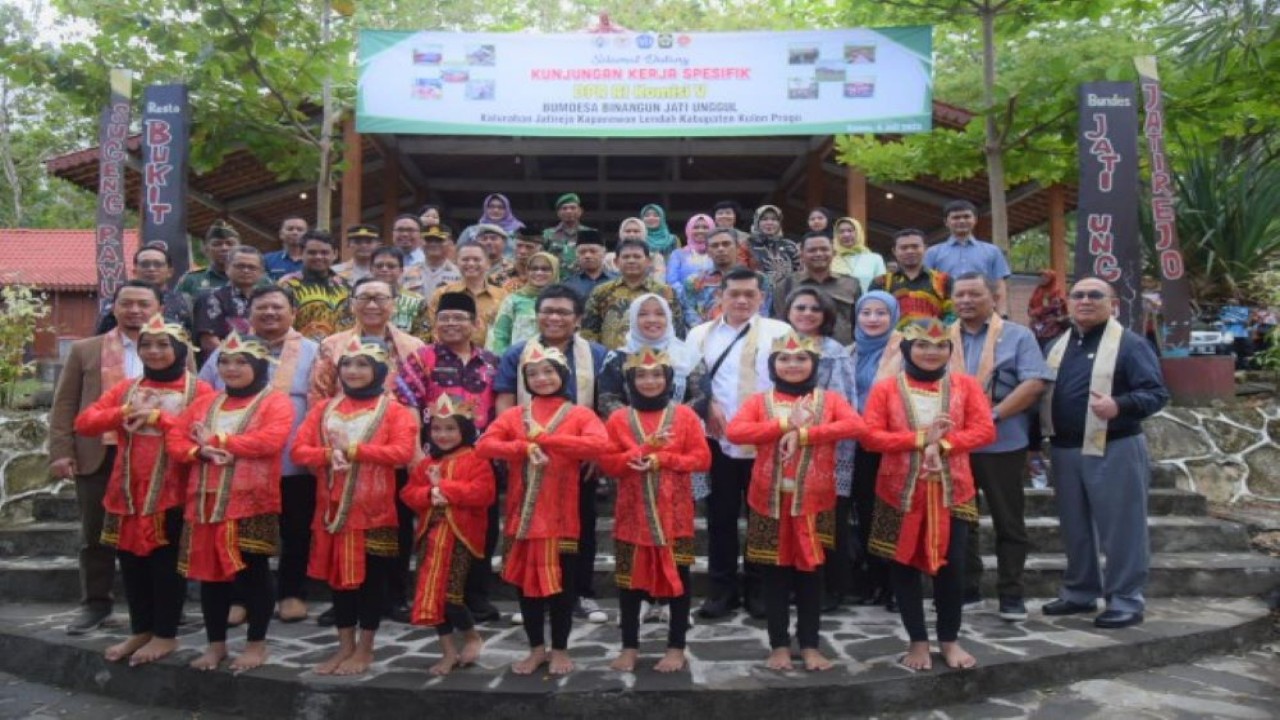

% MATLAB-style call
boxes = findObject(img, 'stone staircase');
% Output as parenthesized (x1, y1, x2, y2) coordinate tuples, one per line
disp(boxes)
(3, 464, 1276, 604)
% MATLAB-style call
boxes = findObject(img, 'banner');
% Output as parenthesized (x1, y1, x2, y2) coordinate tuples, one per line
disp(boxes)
(357, 27, 933, 137)
(94, 69, 132, 311)
(140, 84, 192, 281)
(1135, 56, 1192, 355)
(1075, 82, 1143, 330)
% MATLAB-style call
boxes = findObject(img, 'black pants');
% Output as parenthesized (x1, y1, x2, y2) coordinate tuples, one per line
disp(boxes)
(965, 450, 1030, 598)
(331, 554, 392, 631)
(388, 468, 413, 608)
(576, 468, 599, 599)
(891, 518, 969, 643)
(277, 474, 316, 601)
(464, 462, 503, 610)
(619, 565, 692, 650)
(518, 553, 577, 650)
(762, 564, 822, 650)
(75, 448, 117, 610)
(705, 442, 759, 602)
(117, 508, 185, 638)
(823, 495, 855, 599)
(435, 604, 476, 637)
(201, 552, 273, 643)
(851, 448, 888, 598)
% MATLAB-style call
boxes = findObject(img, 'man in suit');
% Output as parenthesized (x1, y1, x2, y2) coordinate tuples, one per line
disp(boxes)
(49, 281, 162, 634)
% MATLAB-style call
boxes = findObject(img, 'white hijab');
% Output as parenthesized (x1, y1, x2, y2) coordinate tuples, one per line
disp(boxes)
(622, 293, 698, 380)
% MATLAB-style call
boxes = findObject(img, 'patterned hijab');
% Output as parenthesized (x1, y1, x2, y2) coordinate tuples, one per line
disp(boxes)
(479, 193, 524, 235)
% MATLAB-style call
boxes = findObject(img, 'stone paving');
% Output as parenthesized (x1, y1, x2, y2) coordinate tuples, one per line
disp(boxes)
(0, 598, 1270, 718)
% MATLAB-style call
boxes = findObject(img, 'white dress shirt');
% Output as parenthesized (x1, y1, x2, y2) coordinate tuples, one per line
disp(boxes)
(122, 335, 143, 380)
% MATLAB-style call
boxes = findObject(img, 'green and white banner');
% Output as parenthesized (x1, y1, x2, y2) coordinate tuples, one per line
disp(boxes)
(357, 27, 933, 137)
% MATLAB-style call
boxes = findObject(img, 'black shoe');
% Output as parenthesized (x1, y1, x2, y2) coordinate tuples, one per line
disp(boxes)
(997, 596, 1028, 622)
(1042, 598, 1098, 616)
(316, 605, 337, 627)
(1094, 609, 1143, 629)
(745, 594, 768, 620)
(468, 601, 501, 624)
(386, 602, 412, 624)
(697, 595, 737, 619)
(65, 605, 112, 635)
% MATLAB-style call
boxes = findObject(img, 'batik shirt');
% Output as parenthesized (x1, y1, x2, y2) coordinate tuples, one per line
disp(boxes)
(278, 271, 353, 342)
(582, 277, 685, 350)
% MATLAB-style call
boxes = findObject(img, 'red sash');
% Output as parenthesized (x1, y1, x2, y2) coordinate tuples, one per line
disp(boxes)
(501, 537, 563, 598)
(411, 516, 455, 626)
(115, 512, 168, 557)
(183, 519, 246, 582)
(627, 545, 684, 598)
(308, 527, 366, 590)
(893, 481, 951, 576)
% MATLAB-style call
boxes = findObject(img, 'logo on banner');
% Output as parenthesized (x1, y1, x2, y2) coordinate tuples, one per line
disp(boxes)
(636, 34, 654, 49)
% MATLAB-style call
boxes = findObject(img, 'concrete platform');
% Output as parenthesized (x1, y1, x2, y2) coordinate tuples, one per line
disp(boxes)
(0, 598, 1269, 719)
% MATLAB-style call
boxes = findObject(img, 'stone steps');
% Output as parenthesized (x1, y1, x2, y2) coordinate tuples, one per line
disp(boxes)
(31, 492, 79, 523)
(0, 521, 80, 557)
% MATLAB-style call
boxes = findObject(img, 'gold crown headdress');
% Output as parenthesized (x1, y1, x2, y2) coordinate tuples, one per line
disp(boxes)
(900, 317, 950, 345)
(622, 345, 672, 372)
(430, 393, 476, 421)
(339, 336, 389, 364)
(139, 313, 191, 346)
(770, 330, 822, 357)
(347, 226, 379, 239)
(520, 339, 569, 370)
(219, 330, 273, 361)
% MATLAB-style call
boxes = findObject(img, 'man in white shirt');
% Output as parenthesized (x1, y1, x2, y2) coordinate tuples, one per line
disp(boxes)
(686, 268, 791, 619)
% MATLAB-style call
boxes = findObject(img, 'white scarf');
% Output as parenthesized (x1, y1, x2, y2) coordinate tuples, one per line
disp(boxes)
(1041, 317, 1124, 457)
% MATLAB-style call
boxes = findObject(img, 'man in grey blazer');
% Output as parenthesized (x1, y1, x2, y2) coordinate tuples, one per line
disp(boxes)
(49, 281, 161, 634)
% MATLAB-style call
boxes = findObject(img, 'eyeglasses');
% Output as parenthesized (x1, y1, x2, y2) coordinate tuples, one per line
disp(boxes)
(134, 261, 167, 270)
(791, 304, 823, 313)
(435, 312, 472, 324)
(371, 263, 402, 271)
(1070, 290, 1109, 301)
(353, 294, 394, 305)
(537, 308, 576, 317)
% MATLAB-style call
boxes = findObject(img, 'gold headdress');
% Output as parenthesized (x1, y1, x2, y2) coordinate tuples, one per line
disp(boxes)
(139, 313, 191, 346)
(770, 330, 822, 357)
(347, 226, 379, 239)
(219, 330, 273, 361)
(622, 345, 672, 372)
(519, 339, 569, 370)
(900, 317, 950, 345)
(430, 393, 476, 421)
(339, 335, 389, 364)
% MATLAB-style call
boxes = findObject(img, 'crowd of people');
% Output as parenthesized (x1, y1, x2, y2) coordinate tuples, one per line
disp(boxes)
(48, 194, 1169, 679)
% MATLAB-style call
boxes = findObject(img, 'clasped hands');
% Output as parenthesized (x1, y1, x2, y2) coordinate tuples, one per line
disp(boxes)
(921, 415, 953, 476)
(189, 422, 232, 466)
(123, 389, 160, 433)
(778, 397, 817, 461)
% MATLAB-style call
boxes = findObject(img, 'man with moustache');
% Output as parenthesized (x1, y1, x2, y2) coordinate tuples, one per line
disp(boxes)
(870, 228, 953, 328)
(263, 215, 309, 281)
(278, 230, 352, 342)
(773, 231, 861, 345)
(96, 246, 192, 334)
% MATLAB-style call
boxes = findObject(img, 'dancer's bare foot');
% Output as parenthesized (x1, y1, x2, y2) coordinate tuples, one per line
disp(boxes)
(227, 604, 247, 627)
(429, 653, 459, 676)
(654, 648, 687, 673)
(277, 597, 308, 623)
(609, 648, 638, 672)
(104, 633, 151, 662)
(801, 648, 833, 671)
(457, 630, 484, 667)
(940, 641, 977, 669)
(333, 647, 372, 676)
(230, 640, 268, 671)
(130, 637, 178, 666)
(900, 641, 932, 671)
(511, 647, 547, 675)
(190, 642, 228, 671)
(766, 647, 793, 671)
(548, 649, 574, 675)
(315, 629, 356, 675)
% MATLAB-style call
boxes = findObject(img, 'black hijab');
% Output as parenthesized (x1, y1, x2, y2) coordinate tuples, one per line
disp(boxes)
(141, 333, 188, 383)
(900, 338, 951, 383)
(768, 350, 820, 397)
(625, 363, 674, 411)
(426, 416, 479, 459)
(522, 360, 572, 399)
(223, 341, 271, 398)
(338, 347, 390, 401)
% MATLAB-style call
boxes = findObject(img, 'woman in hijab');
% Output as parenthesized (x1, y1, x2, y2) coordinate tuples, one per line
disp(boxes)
(598, 293, 705, 417)
(748, 205, 801, 298)
(479, 193, 524, 235)
(807, 207, 836, 234)
(860, 318, 995, 672)
(76, 315, 214, 666)
(830, 216, 886, 293)
(292, 337, 417, 676)
(486, 251, 560, 354)
(849, 291, 903, 609)
(639, 204, 676, 280)
(666, 214, 715, 288)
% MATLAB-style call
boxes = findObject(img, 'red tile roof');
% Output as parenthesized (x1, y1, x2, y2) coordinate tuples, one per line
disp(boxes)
(0, 228, 141, 291)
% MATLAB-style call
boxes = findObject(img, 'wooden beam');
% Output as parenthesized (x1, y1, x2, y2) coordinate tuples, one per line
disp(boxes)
(398, 137, 813, 157)
(381, 145, 401, 232)
(805, 150, 825, 212)
(125, 156, 276, 244)
(846, 167, 867, 235)
(224, 181, 314, 212)
(339, 117, 363, 259)
(1048, 183, 1068, 280)
(423, 178, 776, 194)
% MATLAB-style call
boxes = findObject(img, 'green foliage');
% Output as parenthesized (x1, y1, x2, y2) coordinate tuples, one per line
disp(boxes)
(0, 286, 51, 409)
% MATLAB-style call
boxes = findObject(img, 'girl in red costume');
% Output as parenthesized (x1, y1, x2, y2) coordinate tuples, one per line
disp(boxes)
(476, 340, 607, 676)
(293, 337, 418, 676)
(402, 394, 496, 676)
(861, 318, 996, 671)
(726, 331, 866, 672)
(167, 331, 294, 672)
(75, 314, 214, 666)
(599, 346, 710, 674)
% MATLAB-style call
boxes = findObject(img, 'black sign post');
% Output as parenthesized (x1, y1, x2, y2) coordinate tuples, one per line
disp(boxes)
(94, 69, 132, 311)
(140, 84, 191, 281)
(1075, 82, 1143, 330)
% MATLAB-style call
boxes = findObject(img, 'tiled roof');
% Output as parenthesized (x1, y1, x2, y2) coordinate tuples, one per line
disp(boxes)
(0, 228, 141, 291)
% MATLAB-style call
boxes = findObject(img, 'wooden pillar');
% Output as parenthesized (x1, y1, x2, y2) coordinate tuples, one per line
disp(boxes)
(805, 149, 825, 218)
(339, 116, 363, 260)
(846, 167, 868, 241)
(1048, 183, 1067, 279)
(381, 146, 401, 234)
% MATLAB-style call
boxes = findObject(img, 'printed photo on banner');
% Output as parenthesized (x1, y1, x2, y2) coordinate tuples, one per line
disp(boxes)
(844, 77, 875, 98)
(816, 60, 846, 82)
(845, 45, 877, 64)
(788, 44, 819, 65)
(413, 44, 443, 65)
